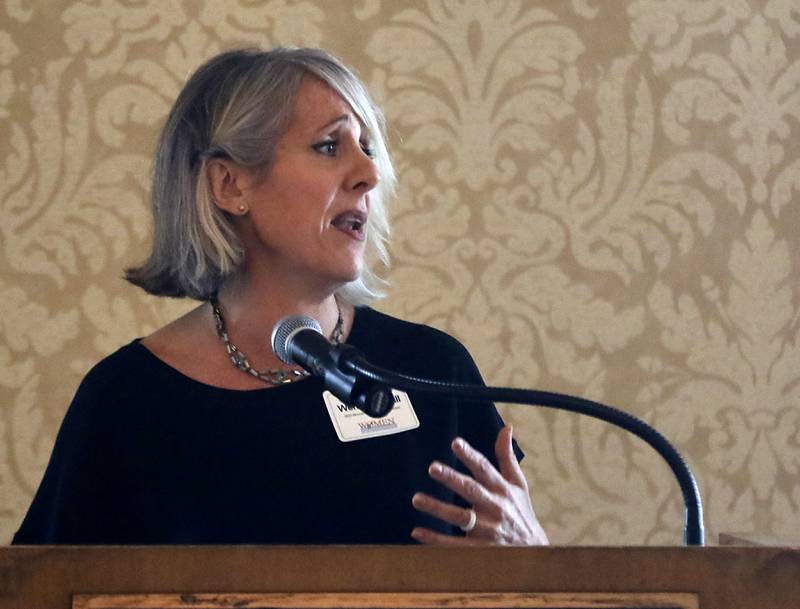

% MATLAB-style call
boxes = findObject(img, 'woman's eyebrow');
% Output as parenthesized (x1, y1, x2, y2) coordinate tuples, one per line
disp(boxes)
(318, 114, 351, 133)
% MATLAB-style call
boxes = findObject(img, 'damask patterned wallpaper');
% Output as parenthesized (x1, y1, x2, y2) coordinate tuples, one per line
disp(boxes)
(1, 0, 798, 545)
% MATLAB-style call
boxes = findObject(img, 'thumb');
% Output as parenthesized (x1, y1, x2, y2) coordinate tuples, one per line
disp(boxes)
(495, 426, 527, 488)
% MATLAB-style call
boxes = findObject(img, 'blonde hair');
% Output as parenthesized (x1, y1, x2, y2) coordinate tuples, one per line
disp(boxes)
(126, 47, 395, 304)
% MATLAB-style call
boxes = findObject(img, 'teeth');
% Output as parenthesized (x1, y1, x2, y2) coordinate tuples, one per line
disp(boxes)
(333, 211, 366, 231)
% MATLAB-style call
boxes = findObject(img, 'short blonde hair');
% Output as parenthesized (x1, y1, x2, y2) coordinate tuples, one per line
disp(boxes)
(126, 47, 395, 304)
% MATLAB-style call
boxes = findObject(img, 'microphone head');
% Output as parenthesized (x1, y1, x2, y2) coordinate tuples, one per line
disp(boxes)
(271, 315, 322, 364)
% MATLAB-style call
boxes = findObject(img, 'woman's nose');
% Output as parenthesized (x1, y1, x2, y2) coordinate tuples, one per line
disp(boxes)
(347, 149, 379, 192)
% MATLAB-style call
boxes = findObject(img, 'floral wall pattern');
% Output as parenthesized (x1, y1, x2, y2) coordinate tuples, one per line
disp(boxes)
(1, 0, 798, 545)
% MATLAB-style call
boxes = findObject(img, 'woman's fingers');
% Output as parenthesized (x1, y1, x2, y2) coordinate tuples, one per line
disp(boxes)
(411, 492, 483, 533)
(411, 429, 549, 546)
(426, 460, 498, 512)
(411, 525, 482, 546)
(494, 426, 528, 488)
(449, 436, 509, 494)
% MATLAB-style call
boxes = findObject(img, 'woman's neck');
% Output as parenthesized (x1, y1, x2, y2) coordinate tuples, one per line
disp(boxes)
(214, 271, 349, 347)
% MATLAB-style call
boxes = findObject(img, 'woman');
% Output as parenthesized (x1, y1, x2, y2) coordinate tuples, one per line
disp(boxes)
(13, 47, 547, 546)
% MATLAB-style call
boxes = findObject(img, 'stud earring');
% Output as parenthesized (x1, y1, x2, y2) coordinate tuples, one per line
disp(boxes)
(237, 204, 247, 214)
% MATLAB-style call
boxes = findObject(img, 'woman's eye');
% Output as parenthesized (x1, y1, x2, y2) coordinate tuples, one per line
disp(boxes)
(360, 142, 376, 158)
(313, 140, 337, 155)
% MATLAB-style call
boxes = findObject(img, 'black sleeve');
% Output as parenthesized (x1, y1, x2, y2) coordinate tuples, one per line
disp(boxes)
(402, 323, 525, 514)
(438, 334, 525, 466)
(12, 364, 122, 544)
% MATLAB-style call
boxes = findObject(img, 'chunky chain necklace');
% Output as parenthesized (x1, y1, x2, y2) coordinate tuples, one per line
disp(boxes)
(210, 296, 344, 386)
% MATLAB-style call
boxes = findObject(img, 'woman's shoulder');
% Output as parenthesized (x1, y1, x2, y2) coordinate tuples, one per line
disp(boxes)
(353, 306, 470, 354)
(73, 340, 159, 406)
(351, 306, 480, 381)
(82, 339, 151, 384)
(55, 339, 153, 434)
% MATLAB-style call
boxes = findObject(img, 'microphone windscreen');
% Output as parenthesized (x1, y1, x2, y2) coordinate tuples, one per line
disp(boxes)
(271, 315, 322, 364)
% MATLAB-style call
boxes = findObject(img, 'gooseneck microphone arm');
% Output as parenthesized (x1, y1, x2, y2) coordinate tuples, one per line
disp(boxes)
(337, 350, 705, 547)
(271, 315, 704, 545)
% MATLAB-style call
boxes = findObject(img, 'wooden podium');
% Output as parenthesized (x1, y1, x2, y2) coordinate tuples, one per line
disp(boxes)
(1, 545, 798, 609)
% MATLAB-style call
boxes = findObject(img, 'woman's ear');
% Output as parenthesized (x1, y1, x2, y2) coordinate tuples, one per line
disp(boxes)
(206, 158, 250, 215)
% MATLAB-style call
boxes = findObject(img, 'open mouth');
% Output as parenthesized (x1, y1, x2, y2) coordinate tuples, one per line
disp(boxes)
(331, 210, 367, 241)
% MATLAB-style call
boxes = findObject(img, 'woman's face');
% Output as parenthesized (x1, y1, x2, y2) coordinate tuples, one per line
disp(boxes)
(237, 77, 379, 292)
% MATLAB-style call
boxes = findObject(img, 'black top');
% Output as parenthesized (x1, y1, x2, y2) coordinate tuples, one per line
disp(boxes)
(13, 306, 517, 544)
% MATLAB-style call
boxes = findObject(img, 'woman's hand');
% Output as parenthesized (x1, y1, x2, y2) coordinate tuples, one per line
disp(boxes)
(411, 426, 548, 546)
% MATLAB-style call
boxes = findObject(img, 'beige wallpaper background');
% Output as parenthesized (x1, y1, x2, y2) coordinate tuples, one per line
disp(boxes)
(1, 0, 799, 545)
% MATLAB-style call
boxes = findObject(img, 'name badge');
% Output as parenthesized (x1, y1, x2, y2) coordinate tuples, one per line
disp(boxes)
(323, 390, 419, 442)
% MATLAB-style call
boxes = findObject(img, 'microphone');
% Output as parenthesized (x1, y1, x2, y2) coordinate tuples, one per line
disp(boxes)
(270, 316, 395, 418)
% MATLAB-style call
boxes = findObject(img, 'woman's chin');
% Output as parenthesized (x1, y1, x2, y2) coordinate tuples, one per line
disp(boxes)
(322, 259, 363, 289)
(337, 267, 363, 286)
